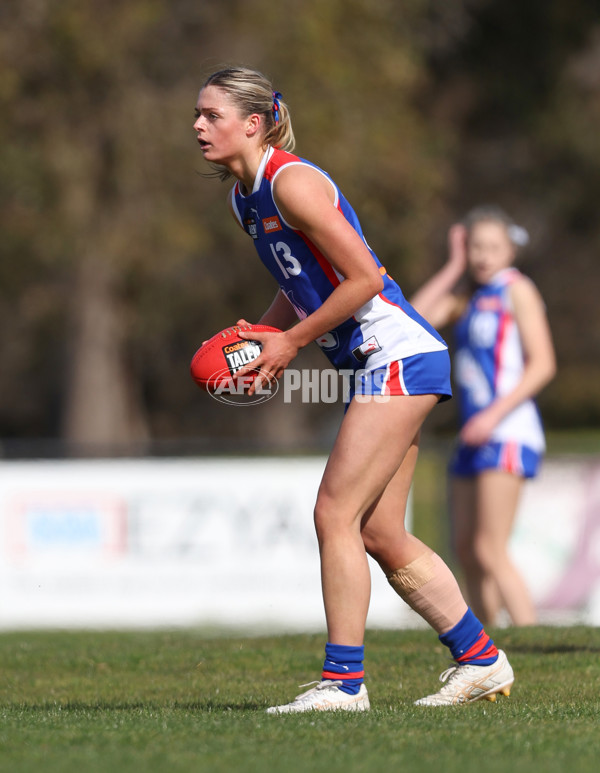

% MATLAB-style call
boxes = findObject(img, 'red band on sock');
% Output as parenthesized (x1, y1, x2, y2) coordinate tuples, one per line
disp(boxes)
(456, 629, 499, 663)
(321, 670, 364, 681)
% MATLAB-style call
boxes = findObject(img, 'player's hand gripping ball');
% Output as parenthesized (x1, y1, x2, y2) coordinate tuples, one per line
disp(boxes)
(190, 324, 281, 393)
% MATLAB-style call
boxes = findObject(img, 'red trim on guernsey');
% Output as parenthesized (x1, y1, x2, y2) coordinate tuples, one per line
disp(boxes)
(493, 311, 510, 392)
(263, 149, 302, 182)
(377, 291, 409, 314)
(321, 670, 365, 681)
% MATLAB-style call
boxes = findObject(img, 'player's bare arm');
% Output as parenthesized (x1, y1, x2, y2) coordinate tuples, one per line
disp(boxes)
(410, 224, 469, 328)
(238, 164, 384, 384)
(256, 290, 299, 331)
(272, 164, 384, 347)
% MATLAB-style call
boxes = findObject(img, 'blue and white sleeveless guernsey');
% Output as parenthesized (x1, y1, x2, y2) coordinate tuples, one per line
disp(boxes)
(230, 146, 451, 399)
(451, 267, 545, 477)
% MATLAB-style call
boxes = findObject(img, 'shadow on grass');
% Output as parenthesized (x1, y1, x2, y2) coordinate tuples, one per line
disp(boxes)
(3, 699, 269, 712)
(506, 643, 600, 655)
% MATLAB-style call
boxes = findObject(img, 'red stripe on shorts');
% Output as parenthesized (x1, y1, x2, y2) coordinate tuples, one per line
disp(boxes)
(383, 360, 407, 396)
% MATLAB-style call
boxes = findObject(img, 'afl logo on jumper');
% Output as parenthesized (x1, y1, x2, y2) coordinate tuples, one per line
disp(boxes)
(262, 215, 282, 233)
(222, 340, 262, 374)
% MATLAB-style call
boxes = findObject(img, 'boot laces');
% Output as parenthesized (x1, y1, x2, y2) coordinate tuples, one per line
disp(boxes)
(294, 679, 343, 702)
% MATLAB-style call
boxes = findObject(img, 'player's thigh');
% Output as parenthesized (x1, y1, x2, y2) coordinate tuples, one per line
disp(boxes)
(476, 469, 524, 544)
(318, 393, 438, 521)
(450, 476, 477, 554)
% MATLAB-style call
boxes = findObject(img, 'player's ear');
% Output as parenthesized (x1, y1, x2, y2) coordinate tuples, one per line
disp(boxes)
(246, 113, 262, 138)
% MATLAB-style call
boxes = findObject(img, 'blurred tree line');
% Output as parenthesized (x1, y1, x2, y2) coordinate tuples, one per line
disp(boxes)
(1, 0, 599, 456)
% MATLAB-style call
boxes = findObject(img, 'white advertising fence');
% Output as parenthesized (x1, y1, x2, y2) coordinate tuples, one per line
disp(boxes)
(510, 456, 600, 623)
(0, 455, 599, 630)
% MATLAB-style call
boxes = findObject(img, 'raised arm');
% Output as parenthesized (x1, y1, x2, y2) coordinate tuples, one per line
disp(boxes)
(410, 224, 469, 328)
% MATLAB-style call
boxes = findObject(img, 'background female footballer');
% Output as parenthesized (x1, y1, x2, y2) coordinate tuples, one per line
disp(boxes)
(412, 206, 556, 627)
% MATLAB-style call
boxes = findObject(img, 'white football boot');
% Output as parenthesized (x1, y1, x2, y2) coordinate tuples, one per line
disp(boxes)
(415, 649, 514, 706)
(266, 680, 370, 714)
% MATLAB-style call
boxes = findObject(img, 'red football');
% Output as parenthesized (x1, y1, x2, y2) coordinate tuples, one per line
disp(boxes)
(190, 324, 281, 392)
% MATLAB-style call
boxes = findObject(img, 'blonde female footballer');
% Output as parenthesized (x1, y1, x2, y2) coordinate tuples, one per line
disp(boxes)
(194, 67, 514, 710)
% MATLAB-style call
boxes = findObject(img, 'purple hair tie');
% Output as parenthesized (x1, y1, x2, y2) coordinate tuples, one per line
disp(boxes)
(272, 91, 282, 124)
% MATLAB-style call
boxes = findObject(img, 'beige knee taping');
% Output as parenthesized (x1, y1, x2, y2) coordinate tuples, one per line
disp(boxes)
(387, 552, 468, 634)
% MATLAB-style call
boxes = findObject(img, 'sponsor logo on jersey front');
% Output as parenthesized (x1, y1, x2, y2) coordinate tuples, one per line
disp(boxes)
(262, 215, 282, 233)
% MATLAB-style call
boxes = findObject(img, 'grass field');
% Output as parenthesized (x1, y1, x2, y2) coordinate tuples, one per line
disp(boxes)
(1, 625, 599, 773)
